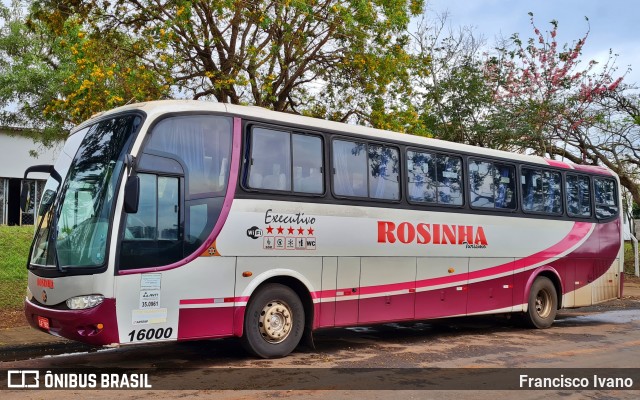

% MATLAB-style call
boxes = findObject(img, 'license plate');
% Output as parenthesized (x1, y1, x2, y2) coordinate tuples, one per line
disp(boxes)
(37, 316, 50, 330)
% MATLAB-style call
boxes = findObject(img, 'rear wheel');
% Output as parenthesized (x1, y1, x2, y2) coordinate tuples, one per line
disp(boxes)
(524, 276, 557, 329)
(241, 283, 305, 358)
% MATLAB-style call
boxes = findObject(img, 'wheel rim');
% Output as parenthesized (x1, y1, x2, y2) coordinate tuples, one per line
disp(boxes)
(259, 300, 293, 344)
(534, 288, 552, 319)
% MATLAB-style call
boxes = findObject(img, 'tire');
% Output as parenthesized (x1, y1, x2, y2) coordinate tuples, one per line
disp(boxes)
(524, 276, 558, 329)
(241, 283, 305, 358)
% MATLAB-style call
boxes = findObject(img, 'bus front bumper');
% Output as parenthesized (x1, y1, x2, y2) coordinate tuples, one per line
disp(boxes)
(24, 297, 119, 346)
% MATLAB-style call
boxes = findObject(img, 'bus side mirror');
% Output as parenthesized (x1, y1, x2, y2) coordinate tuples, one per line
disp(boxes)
(20, 181, 31, 212)
(124, 175, 140, 214)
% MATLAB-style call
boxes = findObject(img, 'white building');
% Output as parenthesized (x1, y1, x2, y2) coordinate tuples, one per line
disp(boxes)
(0, 127, 61, 225)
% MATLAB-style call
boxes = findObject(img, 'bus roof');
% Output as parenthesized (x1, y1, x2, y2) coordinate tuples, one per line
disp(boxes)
(86, 99, 614, 177)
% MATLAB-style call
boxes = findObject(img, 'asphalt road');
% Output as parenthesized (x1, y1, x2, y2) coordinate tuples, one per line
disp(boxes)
(2, 298, 640, 399)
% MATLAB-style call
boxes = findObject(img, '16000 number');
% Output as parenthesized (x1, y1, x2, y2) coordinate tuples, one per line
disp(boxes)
(128, 327, 173, 342)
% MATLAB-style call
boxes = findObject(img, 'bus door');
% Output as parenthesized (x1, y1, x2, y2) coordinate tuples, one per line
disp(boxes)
(415, 257, 468, 319)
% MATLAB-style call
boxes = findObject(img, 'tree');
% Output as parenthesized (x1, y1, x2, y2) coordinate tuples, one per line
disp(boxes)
(484, 13, 625, 156)
(409, 12, 505, 146)
(483, 13, 640, 202)
(9, 0, 425, 137)
(0, 1, 170, 141)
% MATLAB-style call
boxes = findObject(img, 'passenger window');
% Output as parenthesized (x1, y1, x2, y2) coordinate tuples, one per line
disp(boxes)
(333, 140, 368, 197)
(146, 116, 232, 197)
(292, 134, 324, 194)
(408, 150, 437, 203)
(407, 151, 462, 205)
(436, 155, 463, 205)
(594, 178, 618, 219)
(333, 140, 400, 199)
(521, 168, 562, 214)
(469, 160, 515, 209)
(248, 128, 291, 191)
(368, 145, 400, 200)
(566, 174, 591, 217)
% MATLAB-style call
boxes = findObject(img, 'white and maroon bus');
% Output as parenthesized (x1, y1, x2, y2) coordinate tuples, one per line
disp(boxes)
(23, 100, 623, 358)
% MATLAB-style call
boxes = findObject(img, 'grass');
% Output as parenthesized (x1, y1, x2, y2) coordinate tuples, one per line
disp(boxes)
(0, 225, 34, 310)
(624, 241, 639, 276)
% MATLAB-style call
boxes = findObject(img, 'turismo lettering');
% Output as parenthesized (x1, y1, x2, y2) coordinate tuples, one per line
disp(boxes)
(377, 221, 488, 246)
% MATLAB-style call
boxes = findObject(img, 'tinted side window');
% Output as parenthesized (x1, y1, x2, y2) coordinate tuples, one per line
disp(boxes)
(332, 140, 400, 200)
(407, 151, 463, 206)
(292, 134, 324, 194)
(566, 174, 591, 217)
(407, 150, 437, 203)
(469, 160, 516, 209)
(594, 178, 618, 219)
(521, 168, 562, 214)
(368, 145, 400, 200)
(146, 116, 232, 197)
(333, 140, 368, 197)
(248, 128, 292, 191)
(436, 155, 463, 205)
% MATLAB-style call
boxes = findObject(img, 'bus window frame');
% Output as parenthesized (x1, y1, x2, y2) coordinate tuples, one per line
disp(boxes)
(593, 176, 619, 220)
(329, 135, 402, 204)
(518, 165, 565, 217)
(467, 156, 518, 213)
(242, 124, 327, 198)
(565, 173, 593, 219)
(405, 146, 465, 209)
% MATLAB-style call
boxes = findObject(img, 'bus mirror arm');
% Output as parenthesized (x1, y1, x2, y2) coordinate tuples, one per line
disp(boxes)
(124, 175, 140, 214)
(20, 164, 62, 212)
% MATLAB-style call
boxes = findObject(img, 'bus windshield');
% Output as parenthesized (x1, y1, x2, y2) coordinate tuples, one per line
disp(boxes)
(30, 114, 141, 270)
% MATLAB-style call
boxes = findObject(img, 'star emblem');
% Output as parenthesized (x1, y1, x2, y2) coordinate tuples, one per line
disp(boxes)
(287, 226, 295, 235)
(277, 226, 284, 234)
(266, 225, 274, 234)
(307, 227, 314, 235)
(297, 227, 305, 235)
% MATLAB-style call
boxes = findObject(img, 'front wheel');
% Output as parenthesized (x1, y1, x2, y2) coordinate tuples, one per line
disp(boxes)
(241, 283, 305, 358)
(524, 276, 558, 329)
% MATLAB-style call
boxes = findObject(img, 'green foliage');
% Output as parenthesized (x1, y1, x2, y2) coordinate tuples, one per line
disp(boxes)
(0, 225, 33, 310)
(0, 1, 173, 139)
(624, 242, 638, 276)
(1, 0, 425, 136)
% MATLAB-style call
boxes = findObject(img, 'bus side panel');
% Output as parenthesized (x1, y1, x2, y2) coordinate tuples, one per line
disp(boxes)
(358, 257, 415, 324)
(560, 259, 576, 308)
(115, 257, 237, 344)
(415, 257, 468, 319)
(334, 257, 360, 327)
(318, 257, 337, 328)
(175, 257, 238, 340)
(467, 258, 514, 315)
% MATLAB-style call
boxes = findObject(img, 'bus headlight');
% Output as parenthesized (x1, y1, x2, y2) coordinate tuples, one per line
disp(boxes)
(66, 295, 105, 310)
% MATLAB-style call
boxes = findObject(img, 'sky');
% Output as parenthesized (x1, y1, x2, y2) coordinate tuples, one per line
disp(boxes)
(425, 0, 640, 86)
